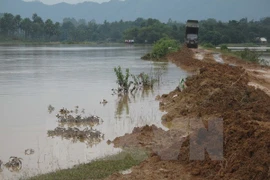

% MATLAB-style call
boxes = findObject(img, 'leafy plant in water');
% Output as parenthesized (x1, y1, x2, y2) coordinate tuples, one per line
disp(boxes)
(139, 72, 157, 88)
(113, 66, 162, 95)
(114, 66, 132, 93)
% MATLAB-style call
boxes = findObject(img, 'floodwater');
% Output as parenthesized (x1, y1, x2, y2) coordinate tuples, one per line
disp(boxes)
(0, 45, 188, 179)
(216, 46, 270, 51)
(216, 46, 270, 65)
(213, 53, 224, 64)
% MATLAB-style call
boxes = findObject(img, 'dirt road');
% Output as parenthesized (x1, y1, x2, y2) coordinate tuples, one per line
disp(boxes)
(107, 47, 270, 180)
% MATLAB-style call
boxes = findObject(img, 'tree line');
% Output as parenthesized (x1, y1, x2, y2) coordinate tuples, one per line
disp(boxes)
(0, 12, 269, 45)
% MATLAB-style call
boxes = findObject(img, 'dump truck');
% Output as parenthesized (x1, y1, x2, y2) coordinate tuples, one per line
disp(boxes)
(185, 20, 199, 48)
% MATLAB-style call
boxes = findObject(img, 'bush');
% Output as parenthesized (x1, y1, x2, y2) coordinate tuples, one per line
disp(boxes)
(220, 44, 229, 51)
(151, 38, 180, 59)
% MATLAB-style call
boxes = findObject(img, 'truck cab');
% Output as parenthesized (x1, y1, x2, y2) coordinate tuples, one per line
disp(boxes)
(185, 20, 199, 48)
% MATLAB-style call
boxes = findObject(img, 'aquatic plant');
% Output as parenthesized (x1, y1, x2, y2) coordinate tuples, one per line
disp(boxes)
(138, 72, 157, 88)
(113, 66, 162, 96)
(114, 66, 132, 93)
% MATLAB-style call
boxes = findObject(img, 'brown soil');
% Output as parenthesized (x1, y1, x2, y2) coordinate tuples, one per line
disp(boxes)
(107, 46, 270, 180)
(222, 54, 270, 96)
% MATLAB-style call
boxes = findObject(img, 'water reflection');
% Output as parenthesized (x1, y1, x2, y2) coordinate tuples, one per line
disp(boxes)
(115, 94, 130, 119)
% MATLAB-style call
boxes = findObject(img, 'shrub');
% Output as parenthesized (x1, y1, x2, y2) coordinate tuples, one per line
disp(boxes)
(151, 38, 180, 59)
(220, 44, 229, 51)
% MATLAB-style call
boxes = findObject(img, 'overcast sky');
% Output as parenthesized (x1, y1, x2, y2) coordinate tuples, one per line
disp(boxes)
(23, 0, 111, 5)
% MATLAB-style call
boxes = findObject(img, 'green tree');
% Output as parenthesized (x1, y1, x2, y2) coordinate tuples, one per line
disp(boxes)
(60, 21, 76, 41)
(0, 13, 15, 35)
(32, 13, 44, 39)
(21, 18, 32, 39)
(44, 19, 55, 39)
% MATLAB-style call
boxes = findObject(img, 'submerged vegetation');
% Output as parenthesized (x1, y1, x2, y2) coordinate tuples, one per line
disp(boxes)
(114, 66, 132, 93)
(112, 66, 161, 95)
(47, 106, 104, 147)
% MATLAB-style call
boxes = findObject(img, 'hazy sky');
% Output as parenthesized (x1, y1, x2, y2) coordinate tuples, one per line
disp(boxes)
(23, 0, 111, 5)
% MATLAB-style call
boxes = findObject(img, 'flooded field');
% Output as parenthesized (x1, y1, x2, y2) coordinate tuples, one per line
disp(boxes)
(0, 45, 188, 179)
(216, 46, 270, 51)
(216, 46, 270, 65)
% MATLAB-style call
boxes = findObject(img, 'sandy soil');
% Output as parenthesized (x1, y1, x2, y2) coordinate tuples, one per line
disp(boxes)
(106, 46, 270, 180)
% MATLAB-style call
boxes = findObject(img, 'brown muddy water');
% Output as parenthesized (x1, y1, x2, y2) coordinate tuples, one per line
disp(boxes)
(0, 45, 188, 179)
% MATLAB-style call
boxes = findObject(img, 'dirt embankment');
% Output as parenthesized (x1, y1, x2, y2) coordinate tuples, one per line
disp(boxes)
(107, 46, 270, 180)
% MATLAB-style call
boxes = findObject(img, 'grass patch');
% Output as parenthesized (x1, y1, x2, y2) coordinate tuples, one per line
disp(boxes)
(25, 149, 148, 180)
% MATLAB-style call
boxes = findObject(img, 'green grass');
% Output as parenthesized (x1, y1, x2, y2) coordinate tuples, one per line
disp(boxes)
(24, 149, 148, 180)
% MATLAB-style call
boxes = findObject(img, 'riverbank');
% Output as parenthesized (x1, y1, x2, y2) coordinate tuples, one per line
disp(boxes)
(106, 46, 270, 180)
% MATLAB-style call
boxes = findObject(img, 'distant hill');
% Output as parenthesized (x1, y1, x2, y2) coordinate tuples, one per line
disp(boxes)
(0, 0, 270, 23)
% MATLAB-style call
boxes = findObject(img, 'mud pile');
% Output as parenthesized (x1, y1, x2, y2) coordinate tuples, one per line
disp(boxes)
(112, 125, 187, 160)
(166, 48, 270, 180)
(109, 47, 270, 180)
